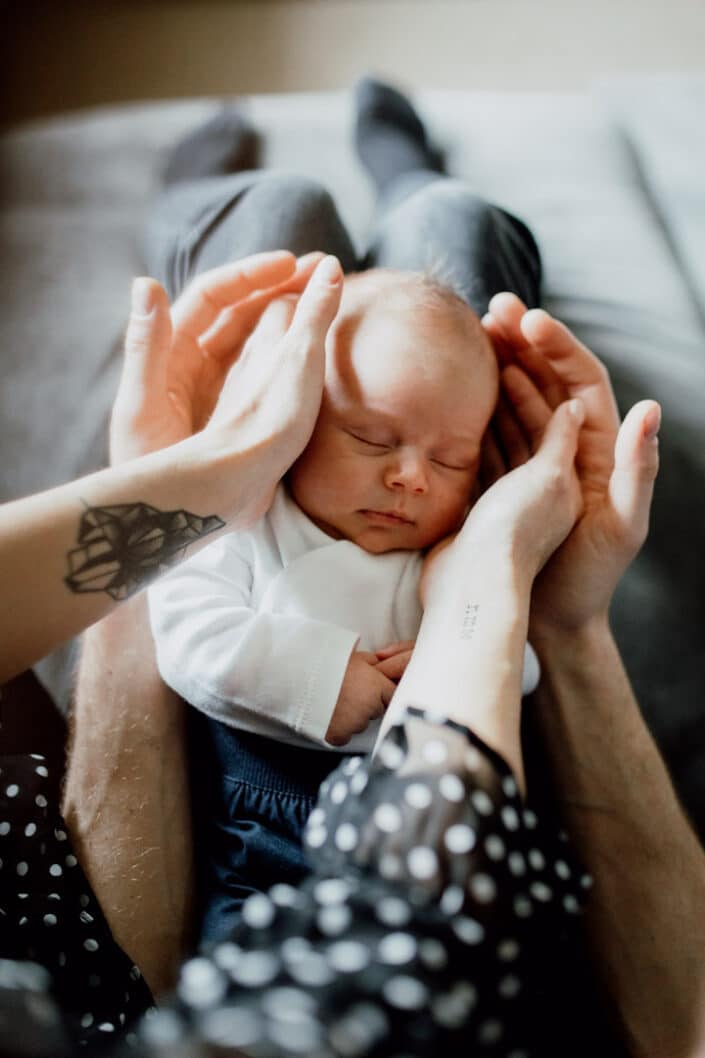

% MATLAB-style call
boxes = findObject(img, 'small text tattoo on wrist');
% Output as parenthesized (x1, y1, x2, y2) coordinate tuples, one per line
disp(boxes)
(65, 500, 225, 601)
(460, 603, 480, 640)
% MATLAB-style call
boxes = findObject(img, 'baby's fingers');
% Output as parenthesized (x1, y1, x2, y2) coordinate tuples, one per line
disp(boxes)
(375, 640, 415, 660)
(378, 673, 397, 710)
(375, 650, 413, 683)
(353, 650, 380, 666)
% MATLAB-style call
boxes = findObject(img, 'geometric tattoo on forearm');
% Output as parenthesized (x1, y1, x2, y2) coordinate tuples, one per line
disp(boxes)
(65, 501, 225, 601)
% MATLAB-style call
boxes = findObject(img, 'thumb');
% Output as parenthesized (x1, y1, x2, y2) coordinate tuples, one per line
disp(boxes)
(536, 397, 585, 466)
(118, 277, 173, 403)
(287, 255, 343, 347)
(608, 400, 660, 548)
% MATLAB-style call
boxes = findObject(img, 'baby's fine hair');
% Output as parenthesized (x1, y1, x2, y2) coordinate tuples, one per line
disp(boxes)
(343, 267, 492, 355)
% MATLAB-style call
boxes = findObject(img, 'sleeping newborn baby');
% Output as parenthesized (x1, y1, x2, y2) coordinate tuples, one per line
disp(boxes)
(148, 267, 539, 941)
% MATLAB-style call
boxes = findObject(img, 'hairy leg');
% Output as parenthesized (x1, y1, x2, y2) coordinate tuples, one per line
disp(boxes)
(62, 597, 192, 996)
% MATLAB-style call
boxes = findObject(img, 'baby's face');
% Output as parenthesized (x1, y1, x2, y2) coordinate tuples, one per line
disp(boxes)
(288, 274, 499, 554)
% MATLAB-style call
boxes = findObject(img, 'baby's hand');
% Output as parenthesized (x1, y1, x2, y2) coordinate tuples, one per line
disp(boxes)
(374, 640, 416, 682)
(325, 652, 395, 747)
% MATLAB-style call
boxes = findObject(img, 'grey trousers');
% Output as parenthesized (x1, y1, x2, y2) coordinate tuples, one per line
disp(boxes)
(144, 169, 542, 318)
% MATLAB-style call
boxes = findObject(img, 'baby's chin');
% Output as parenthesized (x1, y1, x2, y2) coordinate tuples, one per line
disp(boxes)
(350, 527, 433, 555)
(301, 505, 422, 552)
(296, 497, 455, 554)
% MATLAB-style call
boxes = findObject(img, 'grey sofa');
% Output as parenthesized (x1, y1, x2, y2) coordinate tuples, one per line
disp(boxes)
(1, 77, 704, 837)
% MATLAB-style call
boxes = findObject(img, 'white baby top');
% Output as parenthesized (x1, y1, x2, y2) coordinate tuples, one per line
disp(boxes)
(148, 485, 539, 754)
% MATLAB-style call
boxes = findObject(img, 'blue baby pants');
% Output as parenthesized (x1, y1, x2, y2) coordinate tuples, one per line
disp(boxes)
(190, 714, 351, 947)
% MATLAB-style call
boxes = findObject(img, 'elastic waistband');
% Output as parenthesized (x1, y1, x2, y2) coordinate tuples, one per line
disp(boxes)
(200, 717, 351, 799)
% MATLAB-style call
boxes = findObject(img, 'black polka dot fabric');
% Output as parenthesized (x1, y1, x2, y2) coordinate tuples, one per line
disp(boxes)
(0, 753, 153, 1051)
(130, 709, 591, 1058)
(0, 710, 591, 1057)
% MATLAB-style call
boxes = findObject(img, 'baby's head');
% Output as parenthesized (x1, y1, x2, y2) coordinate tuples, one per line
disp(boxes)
(288, 269, 499, 554)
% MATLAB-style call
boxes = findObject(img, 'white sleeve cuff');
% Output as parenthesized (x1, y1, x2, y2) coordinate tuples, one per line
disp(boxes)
(294, 625, 360, 744)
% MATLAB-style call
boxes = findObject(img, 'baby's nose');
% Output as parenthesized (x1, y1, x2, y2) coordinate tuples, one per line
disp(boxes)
(384, 453, 428, 493)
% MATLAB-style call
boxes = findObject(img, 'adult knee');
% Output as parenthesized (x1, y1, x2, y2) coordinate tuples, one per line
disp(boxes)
(371, 179, 541, 314)
(390, 180, 496, 236)
(240, 174, 350, 259)
(398, 182, 541, 281)
(371, 180, 497, 280)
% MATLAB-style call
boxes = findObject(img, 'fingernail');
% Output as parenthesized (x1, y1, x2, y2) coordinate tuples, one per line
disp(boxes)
(568, 397, 584, 423)
(316, 256, 342, 285)
(644, 403, 661, 440)
(131, 277, 155, 317)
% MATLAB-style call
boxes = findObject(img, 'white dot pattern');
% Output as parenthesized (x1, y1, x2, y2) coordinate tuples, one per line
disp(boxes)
(383, 974, 428, 1009)
(2, 707, 588, 1056)
(407, 846, 439, 880)
(374, 803, 403, 833)
(377, 932, 417, 965)
(335, 823, 359, 852)
(0, 750, 153, 1048)
(242, 893, 276, 930)
(422, 739, 449, 765)
(445, 823, 476, 854)
(440, 885, 465, 916)
(469, 872, 497, 904)
(439, 773, 465, 802)
(404, 782, 433, 809)
(296, 711, 588, 1050)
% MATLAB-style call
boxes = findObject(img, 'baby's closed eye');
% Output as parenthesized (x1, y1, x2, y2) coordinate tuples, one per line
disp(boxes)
(429, 451, 478, 472)
(346, 429, 393, 450)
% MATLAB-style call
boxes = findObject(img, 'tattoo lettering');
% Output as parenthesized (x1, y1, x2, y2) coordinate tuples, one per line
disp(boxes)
(65, 501, 224, 601)
(460, 603, 479, 641)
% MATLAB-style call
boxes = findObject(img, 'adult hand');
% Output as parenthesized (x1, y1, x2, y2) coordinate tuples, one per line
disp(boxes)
(110, 250, 342, 465)
(482, 293, 660, 634)
(420, 397, 585, 610)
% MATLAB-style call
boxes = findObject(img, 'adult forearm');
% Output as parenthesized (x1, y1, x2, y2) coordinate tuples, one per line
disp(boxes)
(62, 595, 194, 997)
(532, 619, 705, 1058)
(0, 439, 249, 684)
(383, 563, 530, 786)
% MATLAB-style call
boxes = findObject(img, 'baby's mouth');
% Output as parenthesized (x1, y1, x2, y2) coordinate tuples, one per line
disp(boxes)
(359, 508, 415, 526)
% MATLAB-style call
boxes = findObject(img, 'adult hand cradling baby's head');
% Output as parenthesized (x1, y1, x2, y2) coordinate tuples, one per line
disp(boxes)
(111, 251, 342, 461)
(109, 251, 343, 526)
(419, 397, 585, 610)
(482, 293, 660, 635)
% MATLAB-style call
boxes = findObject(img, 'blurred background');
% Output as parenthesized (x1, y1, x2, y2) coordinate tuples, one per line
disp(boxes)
(3, 0, 705, 128)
